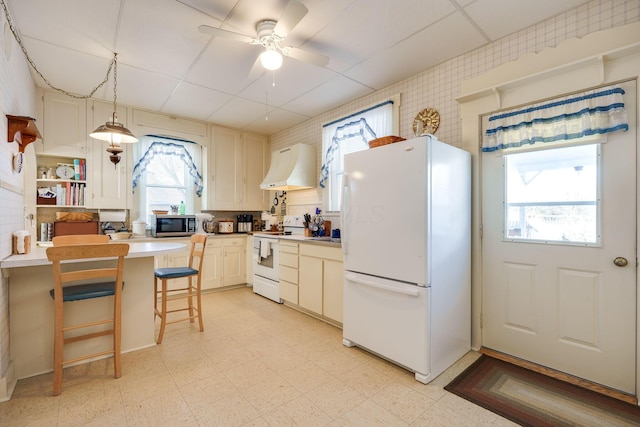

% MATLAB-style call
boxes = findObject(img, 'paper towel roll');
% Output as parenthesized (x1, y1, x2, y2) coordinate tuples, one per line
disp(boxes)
(13, 230, 30, 254)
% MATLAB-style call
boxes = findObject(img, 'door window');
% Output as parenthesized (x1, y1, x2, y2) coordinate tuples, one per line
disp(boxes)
(503, 143, 599, 245)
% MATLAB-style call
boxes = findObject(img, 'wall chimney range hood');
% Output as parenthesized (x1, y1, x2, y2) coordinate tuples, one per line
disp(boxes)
(260, 143, 316, 191)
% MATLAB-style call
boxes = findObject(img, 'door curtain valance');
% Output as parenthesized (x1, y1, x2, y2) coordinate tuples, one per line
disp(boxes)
(482, 85, 629, 152)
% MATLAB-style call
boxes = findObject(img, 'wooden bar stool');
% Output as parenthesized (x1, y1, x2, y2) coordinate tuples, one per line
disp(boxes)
(46, 241, 129, 396)
(154, 234, 207, 344)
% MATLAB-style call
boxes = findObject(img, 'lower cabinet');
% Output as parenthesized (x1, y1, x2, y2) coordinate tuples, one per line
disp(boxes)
(283, 242, 344, 324)
(279, 241, 299, 304)
(155, 236, 246, 292)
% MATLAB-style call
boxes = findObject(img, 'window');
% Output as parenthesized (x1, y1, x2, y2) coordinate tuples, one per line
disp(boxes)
(133, 135, 203, 222)
(320, 97, 398, 211)
(504, 143, 599, 244)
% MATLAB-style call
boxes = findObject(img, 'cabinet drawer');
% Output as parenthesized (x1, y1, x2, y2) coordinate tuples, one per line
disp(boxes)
(222, 237, 245, 247)
(280, 265, 298, 284)
(299, 244, 342, 261)
(206, 238, 223, 248)
(279, 280, 298, 304)
(279, 252, 298, 268)
(279, 241, 299, 254)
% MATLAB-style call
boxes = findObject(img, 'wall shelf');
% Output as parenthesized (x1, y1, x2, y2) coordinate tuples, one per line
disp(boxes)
(7, 115, 42, 152)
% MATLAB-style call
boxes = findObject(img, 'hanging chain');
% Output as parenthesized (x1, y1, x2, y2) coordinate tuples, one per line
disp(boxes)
(1, 0, 115, 99)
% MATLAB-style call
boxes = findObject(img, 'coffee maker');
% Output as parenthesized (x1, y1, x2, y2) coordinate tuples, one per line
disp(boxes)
(237, 214, 253, 233)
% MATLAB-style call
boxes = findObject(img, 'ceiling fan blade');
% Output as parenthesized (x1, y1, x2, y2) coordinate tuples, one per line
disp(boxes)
(247, 55, 266, 80)
(198, 25, 255, 44)
(285, 47, 329, 67)
(273, 0, 308, 38)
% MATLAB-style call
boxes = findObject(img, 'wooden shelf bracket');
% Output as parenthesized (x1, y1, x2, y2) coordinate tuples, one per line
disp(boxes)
(7, 115, 42, 152)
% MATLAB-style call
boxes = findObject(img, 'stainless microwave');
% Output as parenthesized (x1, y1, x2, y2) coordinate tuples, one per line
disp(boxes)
(151, 214, 197, 237)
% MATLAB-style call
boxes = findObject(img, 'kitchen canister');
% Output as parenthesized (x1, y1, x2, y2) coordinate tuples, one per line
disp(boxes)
(132, 218, 147, 236)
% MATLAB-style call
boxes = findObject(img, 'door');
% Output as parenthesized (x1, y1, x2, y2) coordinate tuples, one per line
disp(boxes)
(482, 81, 637, 394)
(342, 138, 428, 284)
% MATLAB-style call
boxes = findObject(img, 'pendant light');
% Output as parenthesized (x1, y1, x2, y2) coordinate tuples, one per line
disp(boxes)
(89, 53, 137, 165)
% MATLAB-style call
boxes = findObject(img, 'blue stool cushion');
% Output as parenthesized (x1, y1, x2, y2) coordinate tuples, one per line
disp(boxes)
(49, 282, 124, 302)
(154, 267, 199, 279)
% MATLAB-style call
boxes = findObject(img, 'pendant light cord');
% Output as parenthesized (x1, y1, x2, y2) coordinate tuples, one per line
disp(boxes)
(1, 0, 115, 99)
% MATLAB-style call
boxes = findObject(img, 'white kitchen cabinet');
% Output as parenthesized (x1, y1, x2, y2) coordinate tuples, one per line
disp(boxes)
(279, 241, 299, 304)
(36, 90, 87, 157)
(207, 127, 268, 211)
(299, 254, 323, 314)
(246, 236, 254, 285)
(209, 126, 242, 210)
(242, 132, 269, 211)
(222, 237, 246, 286)
(86, 100, 129, 209)
(131, 109, 207, 138)
(298, 243, 344, 323)
(202, 239, 223, 290)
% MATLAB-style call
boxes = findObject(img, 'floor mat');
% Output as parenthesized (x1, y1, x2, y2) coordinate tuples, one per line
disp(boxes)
(444, 355, 640, 427)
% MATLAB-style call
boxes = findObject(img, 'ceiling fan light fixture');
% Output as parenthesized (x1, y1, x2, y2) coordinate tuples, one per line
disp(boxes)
(260, 49, 283, 70)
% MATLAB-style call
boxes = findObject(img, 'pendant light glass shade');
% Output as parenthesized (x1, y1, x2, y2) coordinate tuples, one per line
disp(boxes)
(260, 49, 283, 71)
(90, 113, 138, 144)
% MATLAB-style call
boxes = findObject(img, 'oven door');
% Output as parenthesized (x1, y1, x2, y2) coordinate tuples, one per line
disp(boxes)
(253, 237, 279, 281)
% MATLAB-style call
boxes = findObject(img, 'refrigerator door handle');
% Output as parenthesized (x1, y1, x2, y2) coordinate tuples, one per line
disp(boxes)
(346, 273, 419, 297)
(341, 173, 350, 255)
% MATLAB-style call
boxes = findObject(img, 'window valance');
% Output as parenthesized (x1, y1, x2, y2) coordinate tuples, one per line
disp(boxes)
(132, 136, 203, 196)
(482, 85, 629, 152)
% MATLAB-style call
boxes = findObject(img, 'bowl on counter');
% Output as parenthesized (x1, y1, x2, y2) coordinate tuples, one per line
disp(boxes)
(110, 232, 132, 240)
(152, 210, 168, 215)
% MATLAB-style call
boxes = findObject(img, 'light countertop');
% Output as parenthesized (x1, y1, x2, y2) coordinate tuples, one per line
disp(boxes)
(1, 241, 187, 268)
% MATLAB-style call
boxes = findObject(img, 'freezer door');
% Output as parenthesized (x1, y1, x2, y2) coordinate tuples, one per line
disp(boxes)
(343, 272, 430, 379)
(342, 137, 430, 285)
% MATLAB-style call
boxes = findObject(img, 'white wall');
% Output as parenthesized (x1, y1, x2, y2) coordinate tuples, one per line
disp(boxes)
(0, 3, 37, 400)
(272, 0, 640, 215)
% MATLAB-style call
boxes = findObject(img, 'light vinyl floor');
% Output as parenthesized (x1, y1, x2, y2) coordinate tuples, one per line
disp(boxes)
(0, 287, 516, 426)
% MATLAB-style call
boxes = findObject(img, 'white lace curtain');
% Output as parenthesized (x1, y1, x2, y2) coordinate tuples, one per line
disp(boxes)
(483, 85, 629, 152)
(132, 135, 203, 196)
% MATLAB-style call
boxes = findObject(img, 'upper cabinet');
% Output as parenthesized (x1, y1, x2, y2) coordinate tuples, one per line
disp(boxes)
(242, 132, 268, 211)
(35, 90, 87, 157)
(208, 127, 268, 211)
(86, 100, 129, 209)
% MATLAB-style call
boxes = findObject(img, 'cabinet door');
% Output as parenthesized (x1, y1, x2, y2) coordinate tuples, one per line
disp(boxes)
(243, 133, 268, 211)
(87, 100, 128, 209)
(209, 127, 242, 210)
(323, 260, 344, 323)
(223, 245, 246, 285)
(40, 91, 87, 157)
(202, 246, 223, 290)
(299, 255, 323, 314)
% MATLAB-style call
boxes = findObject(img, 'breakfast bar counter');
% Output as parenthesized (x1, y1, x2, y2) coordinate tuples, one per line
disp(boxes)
(1, 241, 186, 380)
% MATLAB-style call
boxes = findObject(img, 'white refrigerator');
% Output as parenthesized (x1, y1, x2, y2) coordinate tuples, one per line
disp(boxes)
(341, 135, 471, 384)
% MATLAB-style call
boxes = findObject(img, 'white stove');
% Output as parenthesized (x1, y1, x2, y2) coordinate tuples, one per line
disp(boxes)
(252, 234, 281, 303)
(283, 215, 305, 235)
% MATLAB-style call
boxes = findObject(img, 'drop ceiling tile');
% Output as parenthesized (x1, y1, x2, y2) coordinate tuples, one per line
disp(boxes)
(174, 0, 237, 22)
(243, 107, 310, 135)
(238, 59, 336, 107)
(206, 97, 271, 129)
(308, 0, 456, 72)
(344, 11, 486, 89)
(161, 82, 233, 121)
(110, 64, 180, 112)
(464, 0, 590, 40)
(282, 76, 374, 117)
(117, 0, 211, 79)
(185, 38, 263, 95)
(10, 0, 120, 57)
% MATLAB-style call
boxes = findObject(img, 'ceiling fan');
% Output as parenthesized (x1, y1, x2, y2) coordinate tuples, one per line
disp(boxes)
(198, 0, 329, 73)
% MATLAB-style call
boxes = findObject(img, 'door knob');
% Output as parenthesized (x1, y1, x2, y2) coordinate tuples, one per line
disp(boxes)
(613, 257, 628, 267)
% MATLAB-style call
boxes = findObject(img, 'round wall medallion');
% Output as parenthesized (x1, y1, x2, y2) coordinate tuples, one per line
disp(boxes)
(412, 108, 440, 135)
